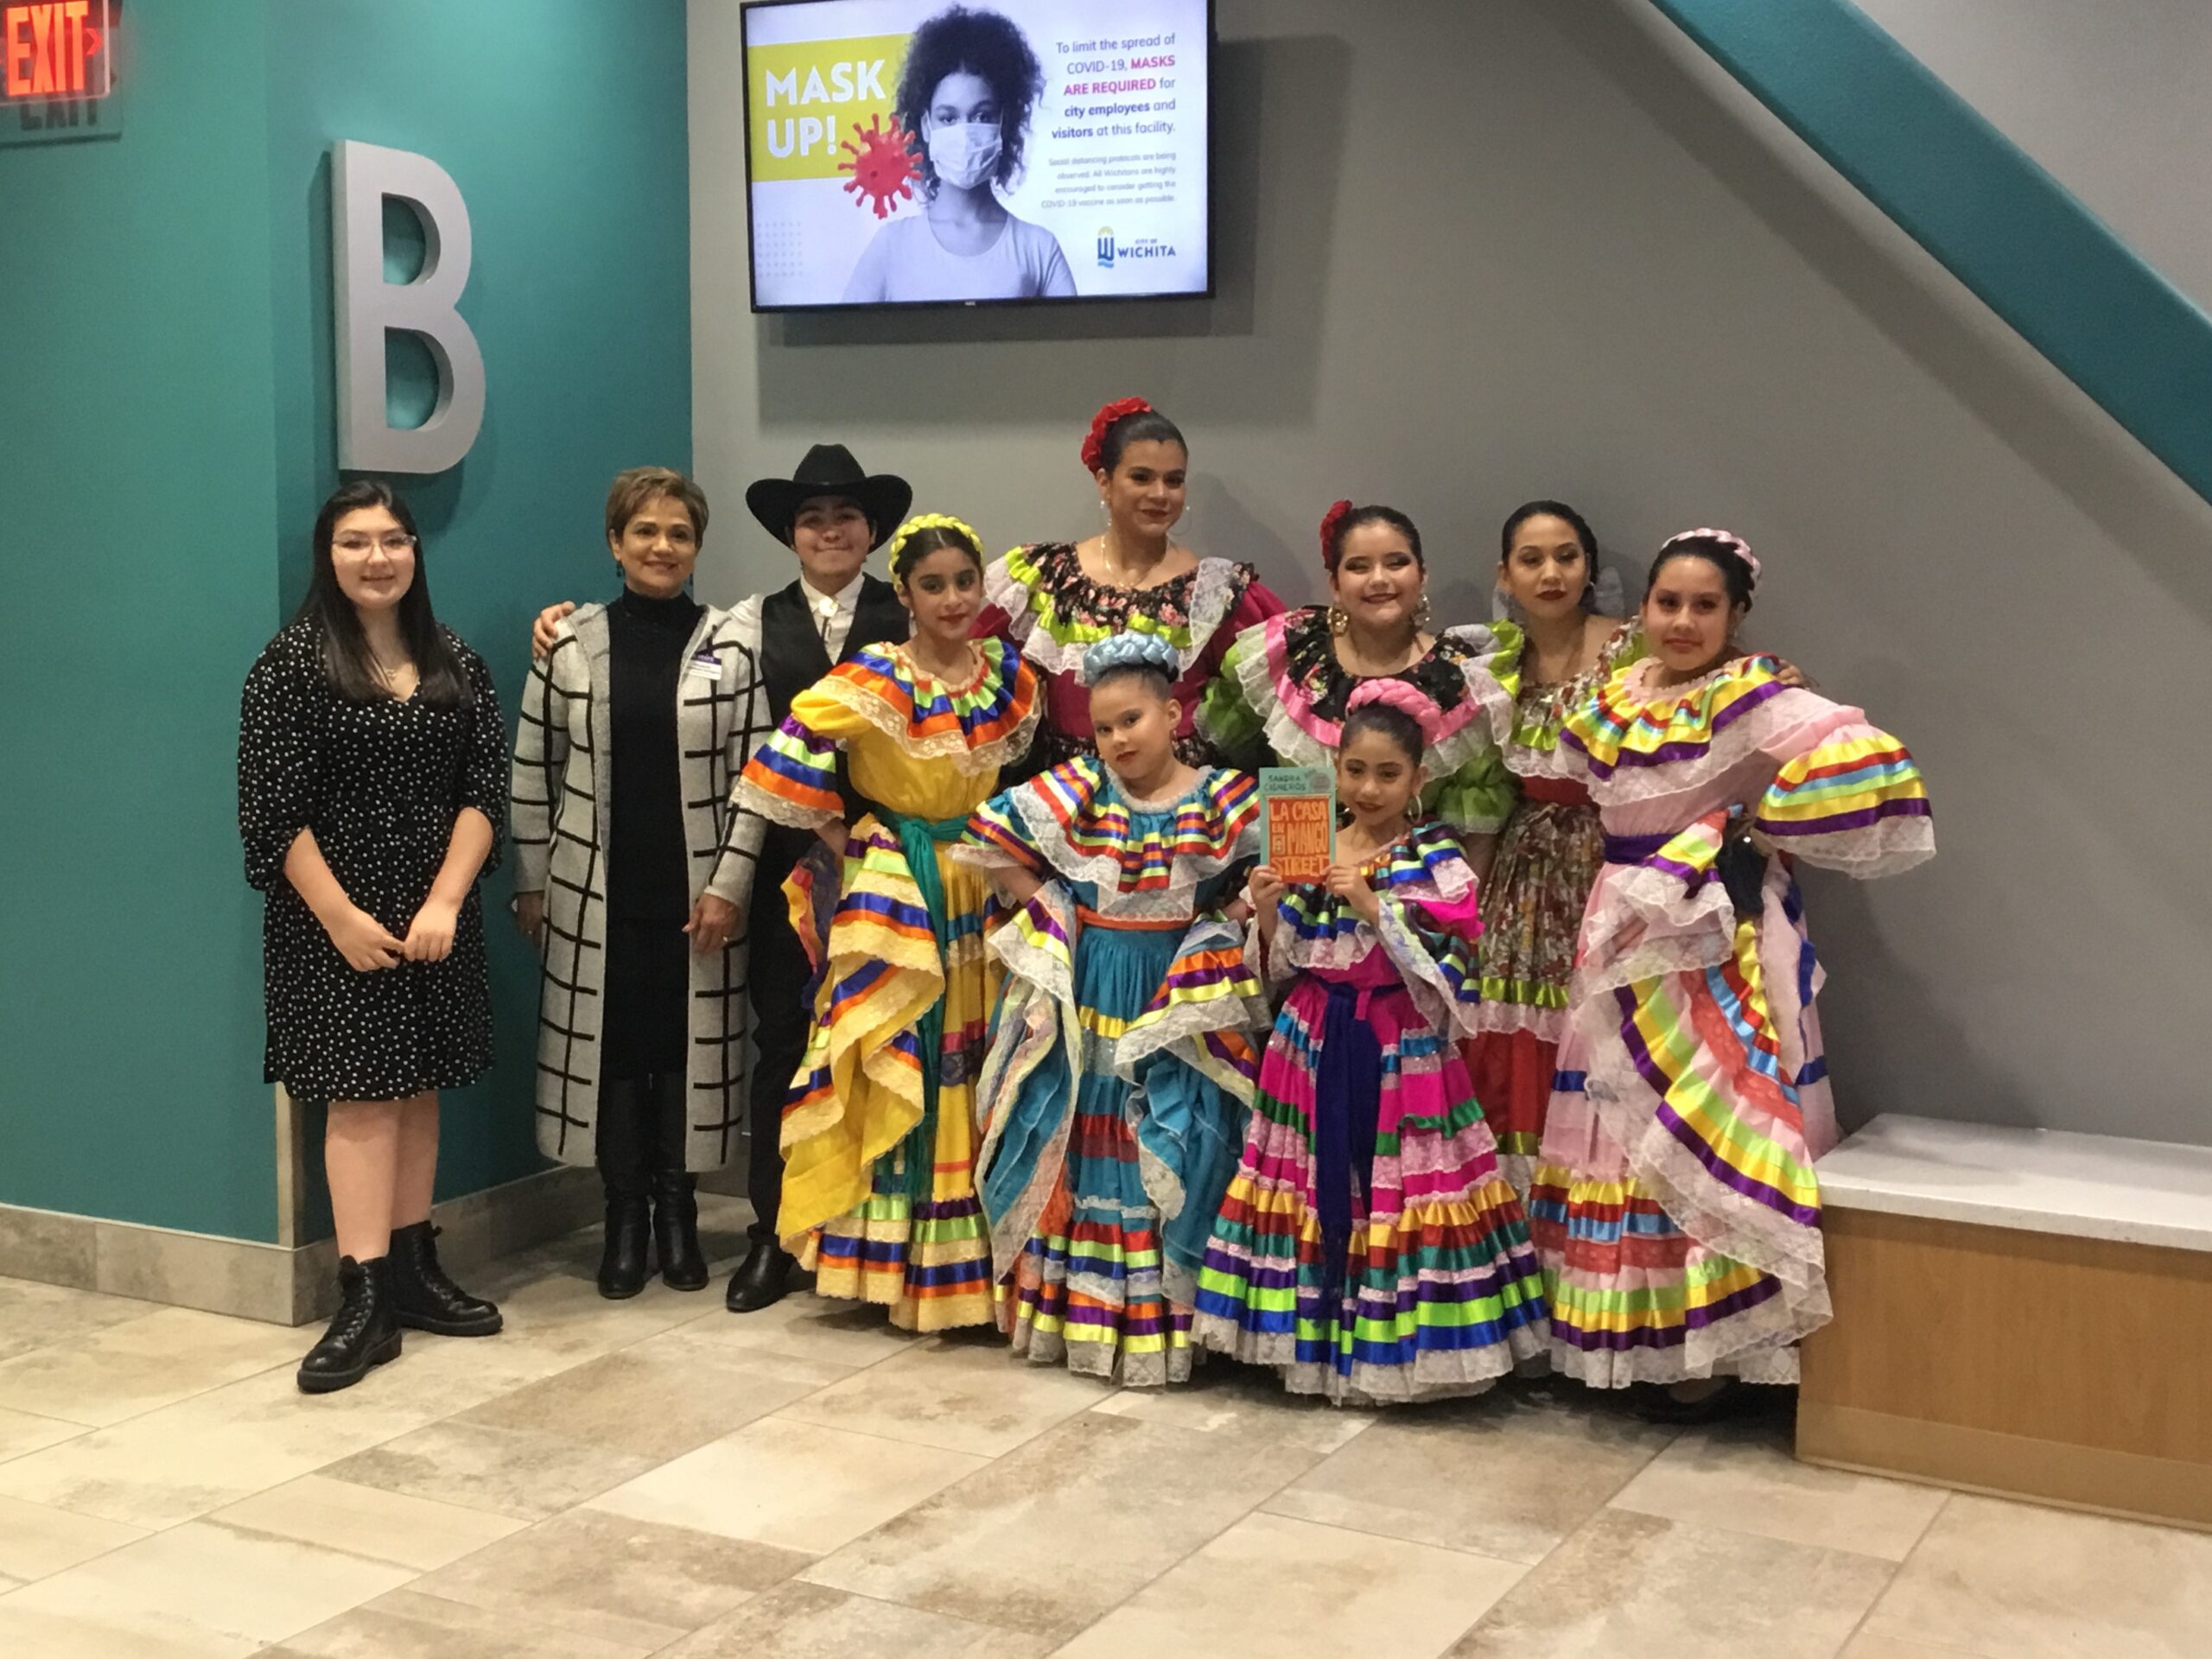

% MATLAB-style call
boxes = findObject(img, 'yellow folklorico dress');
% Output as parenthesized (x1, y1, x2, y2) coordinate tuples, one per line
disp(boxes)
(731, 638, 1039, 1331)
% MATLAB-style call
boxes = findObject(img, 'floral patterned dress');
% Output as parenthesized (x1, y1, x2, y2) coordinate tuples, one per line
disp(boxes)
(1464, 621, 1643, 1195)
(976, 542, 1284, 775)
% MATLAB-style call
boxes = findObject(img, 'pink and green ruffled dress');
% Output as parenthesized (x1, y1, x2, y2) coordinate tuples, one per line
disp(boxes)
(1197, 607, 1519, 831)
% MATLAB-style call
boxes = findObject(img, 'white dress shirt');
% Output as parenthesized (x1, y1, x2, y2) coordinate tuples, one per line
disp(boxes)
(730, 569, 874, 665)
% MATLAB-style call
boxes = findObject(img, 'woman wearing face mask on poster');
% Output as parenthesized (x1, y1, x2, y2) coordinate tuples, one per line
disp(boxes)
(842, 5, 1077, 304)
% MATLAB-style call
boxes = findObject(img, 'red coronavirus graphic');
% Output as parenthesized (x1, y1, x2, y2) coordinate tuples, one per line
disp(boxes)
(838, 116, 921, 219)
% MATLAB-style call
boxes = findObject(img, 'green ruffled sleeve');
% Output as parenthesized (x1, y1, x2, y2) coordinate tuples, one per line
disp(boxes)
(1425, 746, 1516, 836)
(1196, 634, 1271, 772)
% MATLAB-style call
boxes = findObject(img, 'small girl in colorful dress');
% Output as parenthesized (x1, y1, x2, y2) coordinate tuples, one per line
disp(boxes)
(1193, 683, 1549, 1403)
(960, 632, 1266, 1386)
(726, 514, 1040, 1332)
(1535, 530, 1933, 1415)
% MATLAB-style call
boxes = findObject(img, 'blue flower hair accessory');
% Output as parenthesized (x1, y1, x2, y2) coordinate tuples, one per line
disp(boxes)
(1080, 630, 1180, 687)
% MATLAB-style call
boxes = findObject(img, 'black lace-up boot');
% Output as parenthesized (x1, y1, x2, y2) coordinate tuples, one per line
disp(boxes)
(388, 1220, 503, 1337)
(297, 1255, 401, 1395)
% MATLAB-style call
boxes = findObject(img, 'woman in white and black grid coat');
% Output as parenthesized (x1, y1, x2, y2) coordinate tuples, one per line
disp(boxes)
(511, 468, 772, 1300)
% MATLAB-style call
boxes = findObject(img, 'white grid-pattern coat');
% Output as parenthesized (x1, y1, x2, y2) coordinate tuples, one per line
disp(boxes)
(509, 603, 771, 1172)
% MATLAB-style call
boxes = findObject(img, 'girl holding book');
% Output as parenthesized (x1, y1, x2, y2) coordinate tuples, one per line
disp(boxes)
(1535, 530, 1932, 1414)
(960, 632, 1264, 1385)
(1194, 683, 1548, 1403)
(726, 514, 1039, 1332)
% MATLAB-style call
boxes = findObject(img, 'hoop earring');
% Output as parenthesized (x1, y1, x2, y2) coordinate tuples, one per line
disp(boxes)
(1328, 605, 1350, 636)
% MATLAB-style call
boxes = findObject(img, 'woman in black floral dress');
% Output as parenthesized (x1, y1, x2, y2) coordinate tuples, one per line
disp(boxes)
(975, 398, 1284, 776)
(238, 480, 507, 1394)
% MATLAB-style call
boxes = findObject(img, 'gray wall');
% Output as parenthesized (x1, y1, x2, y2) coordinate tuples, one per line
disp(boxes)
(1857, 0, 2212, 309)
(687, 0, 2212, 1146)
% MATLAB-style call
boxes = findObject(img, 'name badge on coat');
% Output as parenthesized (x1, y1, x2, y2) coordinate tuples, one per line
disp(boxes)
(686, 652, 724, 681)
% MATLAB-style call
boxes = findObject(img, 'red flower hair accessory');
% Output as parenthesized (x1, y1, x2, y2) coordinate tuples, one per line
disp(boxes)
(1345, 677, 1444, 747)
(1080, 397, 1154, 473)
(1318, 499, 1354, 570)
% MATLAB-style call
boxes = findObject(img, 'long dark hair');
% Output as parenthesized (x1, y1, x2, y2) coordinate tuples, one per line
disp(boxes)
(296, 480, 468, 708)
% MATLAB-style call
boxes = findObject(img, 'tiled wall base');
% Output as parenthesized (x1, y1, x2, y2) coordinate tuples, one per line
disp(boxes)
(0, 1165, 601, 1328)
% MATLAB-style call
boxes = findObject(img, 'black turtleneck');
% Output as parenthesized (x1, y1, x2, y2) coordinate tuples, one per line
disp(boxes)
(606, 584, 704, 920)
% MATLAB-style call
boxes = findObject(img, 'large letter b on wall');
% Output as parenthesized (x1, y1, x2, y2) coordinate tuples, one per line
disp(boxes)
(333, 141, 486, 474)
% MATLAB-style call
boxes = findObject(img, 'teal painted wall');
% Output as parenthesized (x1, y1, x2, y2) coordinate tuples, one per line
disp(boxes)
(261, 0, 695, 1214)
(0, 0, 692, 1241)
(0, 5, 283, 1239)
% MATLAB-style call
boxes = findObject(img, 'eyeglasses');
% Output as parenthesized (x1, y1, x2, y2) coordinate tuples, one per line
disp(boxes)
(333, 533, 418, 555)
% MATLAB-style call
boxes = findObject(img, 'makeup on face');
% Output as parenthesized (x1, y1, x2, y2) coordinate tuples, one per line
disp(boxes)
(612, 493, 699, 597)
(329, 506, 417, 613)
(1641, 554, 1740, 678)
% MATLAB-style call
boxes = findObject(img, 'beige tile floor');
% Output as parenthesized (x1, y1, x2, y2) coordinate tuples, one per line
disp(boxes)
(0, 1198, 2205, 1658)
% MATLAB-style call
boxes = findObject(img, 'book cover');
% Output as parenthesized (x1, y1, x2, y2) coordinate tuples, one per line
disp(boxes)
(1260, 766, 1336, 882)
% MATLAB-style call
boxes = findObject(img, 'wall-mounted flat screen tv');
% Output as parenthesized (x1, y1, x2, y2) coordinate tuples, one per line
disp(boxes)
(740, 0, 1213, 310)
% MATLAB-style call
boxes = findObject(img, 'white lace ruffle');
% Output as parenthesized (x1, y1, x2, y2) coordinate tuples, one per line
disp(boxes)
(1571, 940, 1831, 1294)
(1112, 919, 1270, 1077)
(1580, 667, 1836, 809)
(1468, 998, 1568, 1043)
(987, 891, 1077, 1006)
(810, 658, 1039, 772)
(733, 782, 836, 832)
(1224, 617, 1329, 769)
(1427, 624, 1520, 769)
(1000, 549, 1245, 677)
(1764, 814, 1935, 879)
(1002, 777, 1253, 907)
(1372, 898, 1466, 1039)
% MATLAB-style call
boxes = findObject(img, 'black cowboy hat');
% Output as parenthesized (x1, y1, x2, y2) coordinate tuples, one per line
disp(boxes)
(745, 444, 913, 550)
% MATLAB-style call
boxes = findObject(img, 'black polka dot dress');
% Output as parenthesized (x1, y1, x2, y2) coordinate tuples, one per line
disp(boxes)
(238, 620, 506, 1103)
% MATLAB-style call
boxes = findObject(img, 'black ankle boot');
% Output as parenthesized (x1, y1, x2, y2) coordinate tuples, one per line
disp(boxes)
(651, 1072, 708, 1290)
(599, 1192, 652, 1299)
(726, 1230, 796, 1313)
(652, 1173, 709, 1291)
(298, 1255, 401, 1395)
(388, 1220, 503, 1337)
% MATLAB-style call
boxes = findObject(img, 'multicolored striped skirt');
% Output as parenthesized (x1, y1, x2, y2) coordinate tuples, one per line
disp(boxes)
(1192, 963, 1549, 1403)
(777, 815, 1001, 1332)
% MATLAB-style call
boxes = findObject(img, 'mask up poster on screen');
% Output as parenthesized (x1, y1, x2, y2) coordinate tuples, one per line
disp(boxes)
(737, 0, 1213, 310)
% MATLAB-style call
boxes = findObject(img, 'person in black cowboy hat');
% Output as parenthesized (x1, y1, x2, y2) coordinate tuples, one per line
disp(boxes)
(531, 445, 913, 1311)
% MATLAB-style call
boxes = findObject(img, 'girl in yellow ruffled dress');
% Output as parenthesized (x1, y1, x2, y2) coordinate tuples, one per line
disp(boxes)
(728, 515, 1039, 1331)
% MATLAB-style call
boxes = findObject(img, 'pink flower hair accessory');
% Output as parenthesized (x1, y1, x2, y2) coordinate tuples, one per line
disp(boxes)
(1080, 397, 1154, 473)
(1660, 526, 1762, 591)
(1345, 677, 1444, 747)
(1318, 499, 1354, 571)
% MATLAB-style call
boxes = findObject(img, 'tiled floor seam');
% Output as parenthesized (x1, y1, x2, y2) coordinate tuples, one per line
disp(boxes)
(1839, 1489, 1957, 1655)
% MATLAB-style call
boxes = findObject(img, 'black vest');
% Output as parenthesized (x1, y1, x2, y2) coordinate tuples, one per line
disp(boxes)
(757, 575, 909, 839)
(760, 574, 908, 721)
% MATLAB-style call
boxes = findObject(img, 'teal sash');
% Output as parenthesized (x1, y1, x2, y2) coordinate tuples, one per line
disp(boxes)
(878, 809, 971, 1204)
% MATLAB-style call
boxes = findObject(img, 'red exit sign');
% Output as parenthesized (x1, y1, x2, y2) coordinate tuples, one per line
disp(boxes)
(3, 0, 110, 101)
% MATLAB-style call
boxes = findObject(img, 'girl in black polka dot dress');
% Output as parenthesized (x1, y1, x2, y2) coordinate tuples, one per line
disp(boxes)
(238, 480, 507, 1394)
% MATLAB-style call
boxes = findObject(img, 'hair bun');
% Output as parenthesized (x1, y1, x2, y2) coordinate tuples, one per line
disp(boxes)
(1080, 630, 1179, 687)
(1345, 677, 1443, 744)
(1080, 397, 1154, 473)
